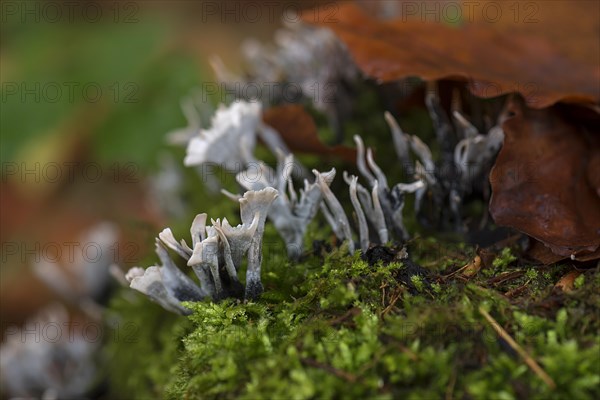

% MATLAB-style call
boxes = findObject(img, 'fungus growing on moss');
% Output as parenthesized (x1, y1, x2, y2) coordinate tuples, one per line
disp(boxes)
(229, 152, 334, 259)
(125, 188, 278, 313)
(352, 134, 424, 241)
(126, 241, 206, 315)
(315, 167, 355, 253)
(344, 172, 386, 252)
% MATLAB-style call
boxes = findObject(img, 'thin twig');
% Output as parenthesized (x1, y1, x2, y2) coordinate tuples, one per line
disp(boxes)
(478, 306, 556, 389)
(443, 263, 470, 279)
(380, 282, 387, 308)
(380, 286, 403, 317)
(487, 270, 524, 286)
(504, 282, 529, 298)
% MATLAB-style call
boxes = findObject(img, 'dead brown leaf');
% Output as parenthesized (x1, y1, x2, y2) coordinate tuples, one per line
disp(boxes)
(306, 3, 599, 108)
(526, 239, 567, 265)
(489, 96, 600, 261)
(262, 104, 356, 163)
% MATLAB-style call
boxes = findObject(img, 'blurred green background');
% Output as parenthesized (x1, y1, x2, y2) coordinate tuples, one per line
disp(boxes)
(0, 0, 291, 328)
(3, 2, 250, 167)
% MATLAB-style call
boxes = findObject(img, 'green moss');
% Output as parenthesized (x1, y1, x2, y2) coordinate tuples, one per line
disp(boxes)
(410, 275, 425, 292)
(493, 248, 518, 269)
(574, 274, 585, 289)
(108, 243, 600, 399)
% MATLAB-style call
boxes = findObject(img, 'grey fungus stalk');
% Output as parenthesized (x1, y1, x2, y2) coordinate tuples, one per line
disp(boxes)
(385, 90, 504, 232)
(383, 112, 437, 220)
(126, 264, 197, 316)
(126, 239, 207, 315)
(451, 111, 504, 227)
(315, 168, 355, 254)
(155, 240, 207, 302)
(347, 174, 369, 253)
(126, 188, 278, 314)
(452, 111, 504, 190)
(238, 188, 278, 300)
(353, 134, 424, 241)
(384, 111, 411, 173)
(343, 171, 388, 248)
(231, 153, 333, 259)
